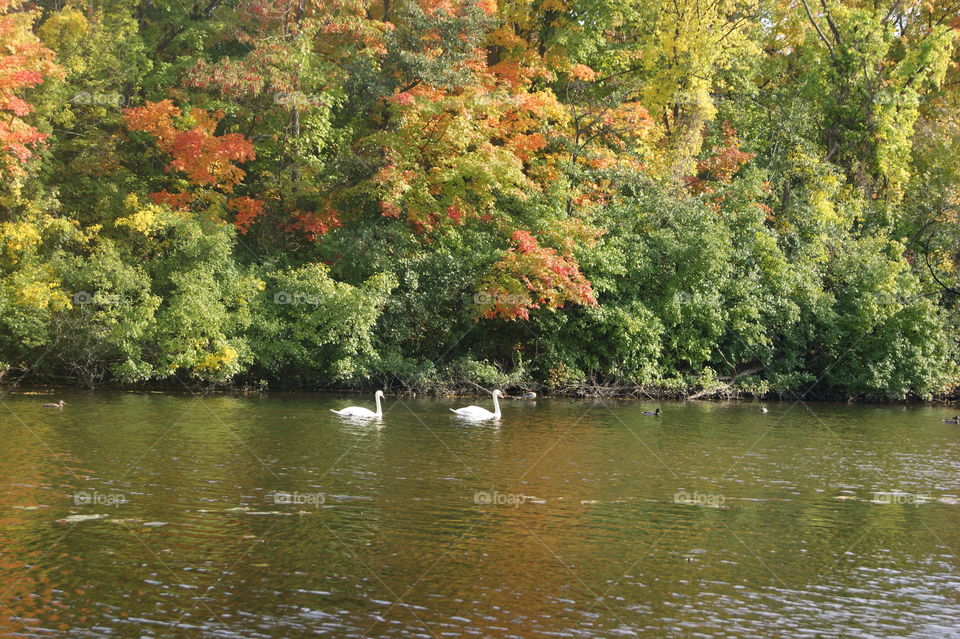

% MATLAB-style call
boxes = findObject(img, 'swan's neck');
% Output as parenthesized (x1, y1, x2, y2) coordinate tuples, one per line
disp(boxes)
(375, 393, 382, 417)
(492, 393, 500, 418)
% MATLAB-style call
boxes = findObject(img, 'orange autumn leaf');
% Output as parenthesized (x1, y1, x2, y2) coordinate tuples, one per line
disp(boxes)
(149, 190, 193, 211)
(686, 123, 753, 195)
(228, 196, 266, 233)
(568, 64, 597, 81)
(0, 0, 62, 176)
(124, 100, 255, 191)
(284, 208, 342, 241)
(478, 230, 597, 321)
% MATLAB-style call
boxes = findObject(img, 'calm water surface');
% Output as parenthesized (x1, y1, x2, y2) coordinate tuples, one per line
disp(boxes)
(1, 392, 959, 637)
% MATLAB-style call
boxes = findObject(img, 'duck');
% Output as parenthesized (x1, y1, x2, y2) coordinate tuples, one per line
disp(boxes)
(943, 416, 960, 424)
(760, 406, 769, 413)
(641, 407, 661, 416)
(331, 391, 384, 418)
(522, 392, 537, 400)
(42, 400, 65, 409)
(451, 390, 502, 420)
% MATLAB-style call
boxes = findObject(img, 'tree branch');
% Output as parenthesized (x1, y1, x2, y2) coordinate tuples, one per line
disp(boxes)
(800, 0, 835, 57)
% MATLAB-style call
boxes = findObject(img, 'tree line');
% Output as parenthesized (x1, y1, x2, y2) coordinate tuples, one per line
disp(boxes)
(1, 0, 959, 399)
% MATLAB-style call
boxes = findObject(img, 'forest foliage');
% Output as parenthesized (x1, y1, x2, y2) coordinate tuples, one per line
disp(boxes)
(1, 0, 959, 399)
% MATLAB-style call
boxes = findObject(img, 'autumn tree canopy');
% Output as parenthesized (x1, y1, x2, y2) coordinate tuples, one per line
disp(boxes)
(0, 0, 958, 398)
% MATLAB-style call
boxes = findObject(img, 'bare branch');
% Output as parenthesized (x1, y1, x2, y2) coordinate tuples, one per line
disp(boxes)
(799, 0, 835, 56)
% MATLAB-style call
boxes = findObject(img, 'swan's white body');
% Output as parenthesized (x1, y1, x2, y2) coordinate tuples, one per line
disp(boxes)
(451, 390, 502, 420)
(331, 391, 384, 418)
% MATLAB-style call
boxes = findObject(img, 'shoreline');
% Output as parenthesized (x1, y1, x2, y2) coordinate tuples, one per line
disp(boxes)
(4, 380, 958, 406)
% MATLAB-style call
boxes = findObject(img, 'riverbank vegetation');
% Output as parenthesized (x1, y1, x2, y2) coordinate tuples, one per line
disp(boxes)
(1, 0, 959, 400)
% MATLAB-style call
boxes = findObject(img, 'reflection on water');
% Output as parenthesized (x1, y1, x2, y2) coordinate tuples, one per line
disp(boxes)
(1, 392, 959, 637)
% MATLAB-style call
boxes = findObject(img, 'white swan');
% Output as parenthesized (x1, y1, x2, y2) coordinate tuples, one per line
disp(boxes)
(331, 390, 384, 418)
(451, 390, 502, 420)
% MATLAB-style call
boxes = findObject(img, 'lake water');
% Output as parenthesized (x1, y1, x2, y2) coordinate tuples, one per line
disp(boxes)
(1, 391, 959, 637)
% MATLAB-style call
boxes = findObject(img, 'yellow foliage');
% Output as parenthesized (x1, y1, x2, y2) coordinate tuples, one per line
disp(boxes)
(538, 0, 567, 11)
(193, 345, 240, 373)
(115, 196, 178, 236)
(38, 8, 89, 72)
(0, 221, 42, 260)
(8, 267, 70, 312)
